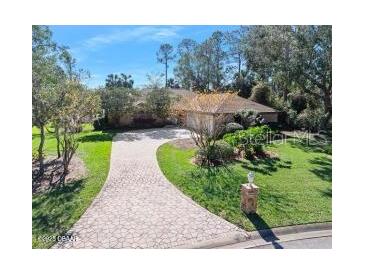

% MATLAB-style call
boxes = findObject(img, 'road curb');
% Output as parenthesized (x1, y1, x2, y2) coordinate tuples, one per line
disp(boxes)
(176, 222, 332, 249)
(247, 222, 332, 241)
(174, 232, 249, 249)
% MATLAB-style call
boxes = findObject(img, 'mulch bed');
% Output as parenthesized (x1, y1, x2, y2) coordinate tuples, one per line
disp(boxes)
(32, 156, 87, 194)
(168, 138, 197, 149)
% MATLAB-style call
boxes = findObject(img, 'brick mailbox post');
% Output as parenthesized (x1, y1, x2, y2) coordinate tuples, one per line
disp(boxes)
(240, 183, 259, 214)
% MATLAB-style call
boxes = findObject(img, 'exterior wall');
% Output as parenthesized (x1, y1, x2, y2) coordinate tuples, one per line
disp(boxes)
(260, 112, 278, 123)
(119, 114, 133, 126)
(107, 112, 167, 128)
(186, 112, 214, 133)
(185, 111, 278, 133)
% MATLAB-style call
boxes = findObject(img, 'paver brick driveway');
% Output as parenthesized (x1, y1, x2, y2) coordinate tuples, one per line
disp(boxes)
(54, 128, 246, 248)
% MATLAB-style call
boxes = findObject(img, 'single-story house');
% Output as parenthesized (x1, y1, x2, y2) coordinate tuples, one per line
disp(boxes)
(105, 88, 194, 128)
(173, 93, 279, 133)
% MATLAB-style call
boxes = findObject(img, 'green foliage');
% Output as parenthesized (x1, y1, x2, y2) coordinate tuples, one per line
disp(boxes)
(93, 117, 108, 131)
(290, 93, 307, 113)
(157, 43, 175, 87)
(166, 78, 180, 88)
(105, 73, 134, 89)
(286, 108, 299, 128)
(231, 70, 255, 97)
(223, 125, 271, 158)
(145, 88, 171, 118)
(249, 83, 271, 105)
(244, 25, 332, 120)
(98, 87, 136, 116)
(235, 110, 260, 129)
(174, 39, 198, 89)
(296, 107, 327, 131)
(32, 125, 114, 248)
(196, 140, 234, 166)
(174, 31, 227, 91)
(225, 122, 244, 133)
(224, 26, 248, 77)
(157, 140, 332, 231)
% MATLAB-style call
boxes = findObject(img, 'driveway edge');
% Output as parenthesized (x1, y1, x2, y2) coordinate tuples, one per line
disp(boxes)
(174, 232, 249, 249)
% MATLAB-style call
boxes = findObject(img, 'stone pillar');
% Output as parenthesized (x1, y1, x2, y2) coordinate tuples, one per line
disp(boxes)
(240, 183, 259, 214)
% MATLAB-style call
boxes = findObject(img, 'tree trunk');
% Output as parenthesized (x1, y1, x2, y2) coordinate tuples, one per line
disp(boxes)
(165, 61, 168, 88)
(283, 88, 288, 102)
(238, 53, 241, 75)
(207, 61, 210, 91)
(55, 126, 61, 158)
(38, 125, 45, 176)
(323, 88, 332, 126)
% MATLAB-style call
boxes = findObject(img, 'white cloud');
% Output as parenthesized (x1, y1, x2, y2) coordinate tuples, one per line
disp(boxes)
(83, 26, 182, 49)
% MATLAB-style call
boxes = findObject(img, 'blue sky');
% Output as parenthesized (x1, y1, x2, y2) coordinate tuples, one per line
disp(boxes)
(50, 25, 239, 88)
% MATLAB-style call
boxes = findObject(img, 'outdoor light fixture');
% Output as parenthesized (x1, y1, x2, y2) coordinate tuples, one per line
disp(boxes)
(247, 171, 255, 186)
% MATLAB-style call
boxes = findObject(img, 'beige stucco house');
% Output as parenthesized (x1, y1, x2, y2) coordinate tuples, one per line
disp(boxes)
(174, 92, 279, 133)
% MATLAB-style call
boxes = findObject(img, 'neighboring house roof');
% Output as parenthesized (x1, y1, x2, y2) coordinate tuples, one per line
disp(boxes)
(139, 88, 194, 98)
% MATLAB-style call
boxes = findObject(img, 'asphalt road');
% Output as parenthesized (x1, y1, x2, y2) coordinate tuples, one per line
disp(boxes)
(251, 236, 332, 249)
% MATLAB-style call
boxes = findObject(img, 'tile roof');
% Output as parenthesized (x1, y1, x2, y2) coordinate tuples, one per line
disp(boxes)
(216, 94, 277, 113)
(174, 92, 278, 114)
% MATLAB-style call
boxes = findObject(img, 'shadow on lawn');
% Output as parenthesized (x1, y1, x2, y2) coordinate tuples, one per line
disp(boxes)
(289, 138, 332, 155)
(32, 179, 84, 241)
(241, 157, 292, 176)
(309, 156, 332, 182)
(78, 131, 114, 143)
(320, 188, 332, 198)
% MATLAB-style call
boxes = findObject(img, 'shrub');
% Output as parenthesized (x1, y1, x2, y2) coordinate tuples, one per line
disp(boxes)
(290, 93, 307, 113)
(146, 88, 171, 118)
(93, 117, 109, 130)
(234, 110, 257, 129)
(225, 122, 243, 133)
(249, 83, 271, 106)
(99, 87, 136, 115)
(215, 140, 235, 160)
(196, 140, 234, 166)
(223, 125, 270, 158)
(296, 107, 327, 132)
(287, 108, 299, 128)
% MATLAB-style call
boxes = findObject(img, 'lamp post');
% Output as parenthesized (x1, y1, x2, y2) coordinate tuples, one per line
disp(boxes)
(247, 171, 254, 187)
(240, 171, 259, 214)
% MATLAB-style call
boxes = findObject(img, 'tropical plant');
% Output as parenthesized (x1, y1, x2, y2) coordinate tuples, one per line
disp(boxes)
(223, 125, 271, 158)
(196, 140, 234, 166)
(173, 93, 236, 165)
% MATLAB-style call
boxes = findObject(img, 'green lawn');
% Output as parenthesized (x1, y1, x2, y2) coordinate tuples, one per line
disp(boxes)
(157, 139, 332, 231)
(32, 124, 115, 248)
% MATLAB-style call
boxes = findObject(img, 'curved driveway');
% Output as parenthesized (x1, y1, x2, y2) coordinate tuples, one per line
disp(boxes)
(54, 128, 246, 248)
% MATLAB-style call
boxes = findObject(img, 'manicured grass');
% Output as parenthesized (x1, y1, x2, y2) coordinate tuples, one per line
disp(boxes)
(32, 124, 115, 248)
(157, 139, 332, 231)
